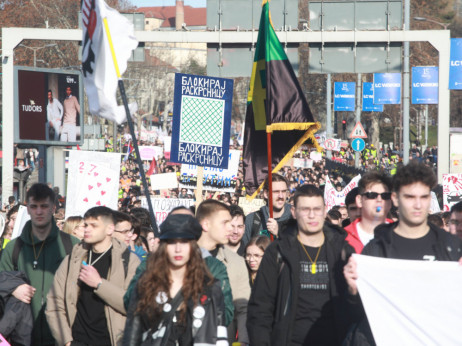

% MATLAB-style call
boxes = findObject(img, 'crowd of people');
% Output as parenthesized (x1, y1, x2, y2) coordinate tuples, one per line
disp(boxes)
(0, 157, 460, 345)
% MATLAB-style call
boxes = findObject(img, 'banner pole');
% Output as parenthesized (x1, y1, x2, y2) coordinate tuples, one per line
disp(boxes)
(195, 166, 204, 211)
(103, 17, 159, 236)
(266, 131, 274, 241)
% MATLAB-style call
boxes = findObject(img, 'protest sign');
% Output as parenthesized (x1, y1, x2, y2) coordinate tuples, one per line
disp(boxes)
(324, 174, 361, 210)
(11, 205, 30, 240)
(442, 173, 462, 211)
(292, 158, 313, 169)
(66, 150, 121, 218)
(150, 172, 179, 190)
(354, 254, 462, 345)
(239, 197, 266, 216)
(140, 197, 195, 225)
(170, 73, 234, 169)
(179, 150, 240, 193)
(139, 146, 164, 161)
(310, 151, 323, 161)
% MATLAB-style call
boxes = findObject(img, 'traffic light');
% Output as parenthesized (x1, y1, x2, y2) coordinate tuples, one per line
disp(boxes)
(342, 119, 347, 137)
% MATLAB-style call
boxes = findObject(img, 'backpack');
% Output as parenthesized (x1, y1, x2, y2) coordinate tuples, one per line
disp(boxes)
(12, 231, 73, 271)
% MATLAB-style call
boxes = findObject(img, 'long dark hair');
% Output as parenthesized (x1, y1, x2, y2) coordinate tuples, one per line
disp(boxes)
(136, 240, 213, 323)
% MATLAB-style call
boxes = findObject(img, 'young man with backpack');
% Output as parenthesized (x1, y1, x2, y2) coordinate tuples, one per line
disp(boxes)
(0, 183, 80, 345)
(46, 206, 140, 346)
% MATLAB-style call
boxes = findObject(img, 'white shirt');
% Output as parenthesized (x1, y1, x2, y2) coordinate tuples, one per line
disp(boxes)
(357, 221, 375, 247)
(47, 98, 63, 127)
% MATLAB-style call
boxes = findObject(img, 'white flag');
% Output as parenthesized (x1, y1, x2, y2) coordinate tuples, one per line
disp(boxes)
(81, 0, 138, 124)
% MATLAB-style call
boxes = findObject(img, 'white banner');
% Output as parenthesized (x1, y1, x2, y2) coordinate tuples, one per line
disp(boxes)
(238, 197, 266, 216)
(179, 150, 241, 193)
(139, 146, 164, 161)
(150, 172, 178, 190)
(140, 197, 195, 225)
(324, 174, 361, 211)
(310, 151, 323, 162)
(66, 150, 121, 218)
(355, 254, 462, 345)
(293, 158, 313, 169)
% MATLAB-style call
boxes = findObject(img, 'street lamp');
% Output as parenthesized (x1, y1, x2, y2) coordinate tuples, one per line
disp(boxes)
(18, 43, 57, 67)
(413, 17, 450, 30)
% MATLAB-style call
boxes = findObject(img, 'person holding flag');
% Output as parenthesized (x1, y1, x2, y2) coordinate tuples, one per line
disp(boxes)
(242, 0, 321, 206)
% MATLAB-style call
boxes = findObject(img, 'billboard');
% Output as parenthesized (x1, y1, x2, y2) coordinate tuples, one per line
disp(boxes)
(412, 66, 438, 104)
(373, 73, 401, 104)
(15, 67, 84, 145)
(334, 82, 355, 111)
(362, 82, 383, 112)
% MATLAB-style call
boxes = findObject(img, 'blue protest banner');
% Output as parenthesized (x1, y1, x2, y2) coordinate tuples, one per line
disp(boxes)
(334, 82, 355, 111)
(449, 38, 462, 90)
(412, 66, 438, 104)
(373, 73, 401, 104)
(362, 82, 383, 112)
(170, 73, 234, 169)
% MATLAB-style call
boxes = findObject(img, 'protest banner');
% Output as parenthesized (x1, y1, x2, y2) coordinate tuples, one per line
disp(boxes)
(179, 150, 240, 193)
(292, 158, 314, 169)
(139, 146, 164, 161)
(354, 254, 462, 345)
(66, 150, 121, 218)
(238, 197, 266, 216)
(443, 173, 462, 211)
(150, 172, 179, 190)
(324, 174, 361, 210)
(310, 151, 323, 161)
(140, 197, 195, 225)
(170, 73, 234, 169)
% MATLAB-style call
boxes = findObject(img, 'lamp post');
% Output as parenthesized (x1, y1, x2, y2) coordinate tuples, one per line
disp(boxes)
(413, 17, 450, 30)
(18, 43, 56, 67)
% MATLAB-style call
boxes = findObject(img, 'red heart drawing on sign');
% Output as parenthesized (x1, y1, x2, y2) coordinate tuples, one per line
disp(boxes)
(97, 183, 102, 187)
(88, 185, 93, 190)
(94, 172, 99, 176)
(96, 201, 101, 206)
(106, 178, 111, 182)
(83, 198, 88, 202)
(101, 191, 106, 195)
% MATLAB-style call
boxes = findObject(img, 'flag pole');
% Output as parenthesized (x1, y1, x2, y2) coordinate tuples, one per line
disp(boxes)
(265, 0, 274, 241)
(266, 130, 274, 241)
(103, 18, 159, 237)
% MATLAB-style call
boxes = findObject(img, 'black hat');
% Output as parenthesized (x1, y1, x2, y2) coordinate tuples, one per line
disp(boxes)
(159, 214, 202, 240)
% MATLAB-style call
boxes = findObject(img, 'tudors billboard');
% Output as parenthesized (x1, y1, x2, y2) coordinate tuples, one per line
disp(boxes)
(15, 67, 84, 145)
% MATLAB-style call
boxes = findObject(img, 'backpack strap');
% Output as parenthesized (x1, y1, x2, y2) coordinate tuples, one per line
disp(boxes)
(59, 231, 73, 254)
(12, 237, 24, 271)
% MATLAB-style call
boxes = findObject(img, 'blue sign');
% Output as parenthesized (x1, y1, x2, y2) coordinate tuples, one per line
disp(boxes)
(171, 73, 234, 169)
(352, 138, 365, 152)
(450, 38, 462, 89)
(334, 82, 355, 111)
(362, 82, 383, 112)
(412, 66, 438, 104)
(373, 73, 401, 104)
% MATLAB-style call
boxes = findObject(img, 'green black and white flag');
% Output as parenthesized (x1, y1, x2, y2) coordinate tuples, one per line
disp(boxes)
(243, 0, 321, 198)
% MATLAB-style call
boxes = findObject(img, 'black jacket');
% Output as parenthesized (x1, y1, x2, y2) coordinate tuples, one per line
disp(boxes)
(247, 223, 357, 346)
(344, 222, 462, 346)
(0, 271, 33, 346)
(123, 278, 226, 346)
(362, 222, 462, 260)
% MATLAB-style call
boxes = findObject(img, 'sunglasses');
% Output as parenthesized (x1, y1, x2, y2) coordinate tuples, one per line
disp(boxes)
(362, 192, 392, 200)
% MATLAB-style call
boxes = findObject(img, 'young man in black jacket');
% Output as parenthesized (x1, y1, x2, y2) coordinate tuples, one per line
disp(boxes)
(344, 162, 462, 345)
(247, 184, 356, 346)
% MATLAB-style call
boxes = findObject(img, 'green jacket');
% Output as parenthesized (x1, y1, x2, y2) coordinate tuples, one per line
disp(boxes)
(123, 251, 235, 326)
(0, 220, 80, 345)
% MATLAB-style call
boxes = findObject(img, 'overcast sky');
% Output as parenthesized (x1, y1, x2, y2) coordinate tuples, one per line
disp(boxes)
(131, 0, 206, 7)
